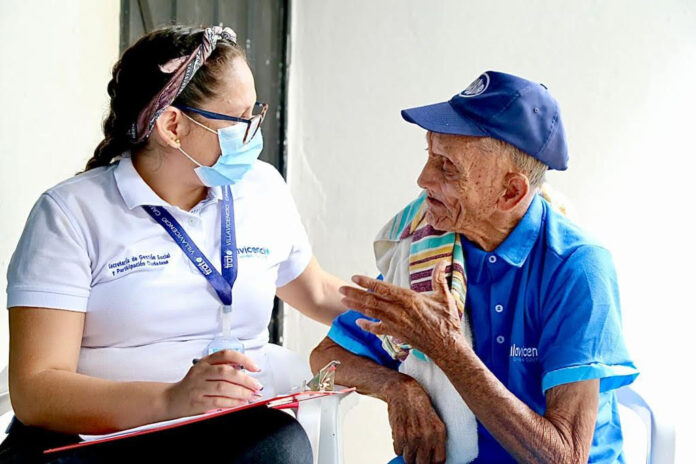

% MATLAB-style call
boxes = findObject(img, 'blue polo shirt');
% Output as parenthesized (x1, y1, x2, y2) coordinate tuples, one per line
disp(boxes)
(328, 194, 638, 463)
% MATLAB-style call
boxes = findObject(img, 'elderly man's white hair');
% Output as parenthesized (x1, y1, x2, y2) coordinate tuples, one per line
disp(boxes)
(479, 138, 548, 188)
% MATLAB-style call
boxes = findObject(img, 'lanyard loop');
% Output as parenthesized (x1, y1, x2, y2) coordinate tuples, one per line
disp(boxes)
(143, 186, 238, 307)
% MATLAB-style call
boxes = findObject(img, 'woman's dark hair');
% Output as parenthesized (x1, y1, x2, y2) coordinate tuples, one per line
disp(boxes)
(85, 25, 245, 171)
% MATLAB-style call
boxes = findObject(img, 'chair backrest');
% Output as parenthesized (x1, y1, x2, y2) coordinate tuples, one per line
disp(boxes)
(616, 385, 675, 464)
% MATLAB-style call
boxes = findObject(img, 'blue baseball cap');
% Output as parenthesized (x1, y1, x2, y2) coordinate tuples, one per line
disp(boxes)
(401, 71, 568, 170)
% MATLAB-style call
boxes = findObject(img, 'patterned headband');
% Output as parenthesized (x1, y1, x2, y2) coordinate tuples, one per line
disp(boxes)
(128, 26, 238, 144)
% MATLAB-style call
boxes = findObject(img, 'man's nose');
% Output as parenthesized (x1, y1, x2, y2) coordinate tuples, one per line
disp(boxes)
(417, 159, 437, 190)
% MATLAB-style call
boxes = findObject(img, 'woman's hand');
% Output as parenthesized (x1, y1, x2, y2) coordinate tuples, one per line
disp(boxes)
(164, 349, 264, 418)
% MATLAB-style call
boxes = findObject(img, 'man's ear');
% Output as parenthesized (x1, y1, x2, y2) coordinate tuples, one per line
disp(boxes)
(151, 106, 185, 149)
(498, 172, 530, 211)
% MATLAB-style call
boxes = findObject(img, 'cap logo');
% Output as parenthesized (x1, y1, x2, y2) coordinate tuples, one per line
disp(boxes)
(459, 73, 490, 98)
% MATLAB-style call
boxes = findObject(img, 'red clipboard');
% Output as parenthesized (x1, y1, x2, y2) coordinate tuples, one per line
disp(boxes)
(44, 387, 355, 455)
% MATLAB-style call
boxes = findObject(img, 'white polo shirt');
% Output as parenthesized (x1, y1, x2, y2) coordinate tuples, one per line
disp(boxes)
(6, 156, 312, 389)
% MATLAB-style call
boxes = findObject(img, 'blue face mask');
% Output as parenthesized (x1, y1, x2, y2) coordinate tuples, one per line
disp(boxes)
(178, 115, 264, 187)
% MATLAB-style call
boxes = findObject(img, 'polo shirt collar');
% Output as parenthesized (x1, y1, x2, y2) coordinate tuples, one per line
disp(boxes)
(460, 237, 488, 283)
(494, 194, 543, 268)
(114, 156, 222, 210)
(460, 194, 543, 282)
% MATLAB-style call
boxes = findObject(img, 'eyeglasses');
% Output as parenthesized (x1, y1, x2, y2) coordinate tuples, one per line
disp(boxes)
(175, 102, 268, 144)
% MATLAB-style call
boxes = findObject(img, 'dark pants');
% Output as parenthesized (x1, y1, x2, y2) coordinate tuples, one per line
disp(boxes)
(0, 407, 312, 463)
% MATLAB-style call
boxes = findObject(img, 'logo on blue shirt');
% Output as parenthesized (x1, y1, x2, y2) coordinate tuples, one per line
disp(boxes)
(509, 344, 538, 363)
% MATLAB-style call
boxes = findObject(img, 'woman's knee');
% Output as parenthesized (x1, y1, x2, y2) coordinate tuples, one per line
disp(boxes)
(237, 409, 312, 464)
(271, 413, 313, 464)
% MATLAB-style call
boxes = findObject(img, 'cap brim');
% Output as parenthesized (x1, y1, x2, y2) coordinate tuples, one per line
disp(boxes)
(401, 101, 488, 137)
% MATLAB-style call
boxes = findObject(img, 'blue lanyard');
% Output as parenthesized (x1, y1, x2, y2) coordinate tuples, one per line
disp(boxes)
(143, 186, 238, 308)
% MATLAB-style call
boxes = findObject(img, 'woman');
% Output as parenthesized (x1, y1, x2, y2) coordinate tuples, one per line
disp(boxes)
(0, 25, 346, 463)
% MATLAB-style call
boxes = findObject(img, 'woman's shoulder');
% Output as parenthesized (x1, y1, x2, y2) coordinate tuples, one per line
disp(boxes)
(246, 160, 285, 183)
(38, 163, 120, 218)
(45, 164, 118, 199)
(237, 160, 289, 195)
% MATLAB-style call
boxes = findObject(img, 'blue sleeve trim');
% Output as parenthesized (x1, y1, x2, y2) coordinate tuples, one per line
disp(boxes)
(327, 308, 400, 370)
(542, 362, 639, 393)
(328, 323, 386, 366)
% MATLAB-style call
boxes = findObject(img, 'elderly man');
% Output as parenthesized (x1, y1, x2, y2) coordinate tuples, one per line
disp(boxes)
(311, 71, 637, 463)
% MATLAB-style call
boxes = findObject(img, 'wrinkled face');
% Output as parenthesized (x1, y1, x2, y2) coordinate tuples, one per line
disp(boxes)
(182, 56, 257, 167)
(417, 132, 510, 233)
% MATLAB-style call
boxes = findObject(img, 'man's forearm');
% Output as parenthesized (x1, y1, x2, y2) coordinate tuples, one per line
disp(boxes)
(432, 340, 597, 464)
(312, 337, 450, 462)
(310, 337, 416, 401)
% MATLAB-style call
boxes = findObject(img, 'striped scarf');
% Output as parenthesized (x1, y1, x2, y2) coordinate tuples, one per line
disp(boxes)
(379, 191, 467, 361)
(378, 187, 564, 362)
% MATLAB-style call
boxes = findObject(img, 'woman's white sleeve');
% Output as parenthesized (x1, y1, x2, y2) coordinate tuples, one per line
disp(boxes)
(6, 193, 91, 311)
(274, 185, 312, 288)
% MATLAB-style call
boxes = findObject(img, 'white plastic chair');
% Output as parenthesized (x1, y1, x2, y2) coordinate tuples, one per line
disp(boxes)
(1, 365, 12, 441)
(0, 366, 9, 415)
(295, 389, 357, 464)
(616, 385, 675, 464)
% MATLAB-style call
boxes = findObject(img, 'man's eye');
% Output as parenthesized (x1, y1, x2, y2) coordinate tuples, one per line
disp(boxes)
(442, 158, 457, 173)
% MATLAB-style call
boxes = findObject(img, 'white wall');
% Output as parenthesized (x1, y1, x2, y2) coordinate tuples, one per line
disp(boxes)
(0, 0, 120, 366)
(285, 1, 696, 462)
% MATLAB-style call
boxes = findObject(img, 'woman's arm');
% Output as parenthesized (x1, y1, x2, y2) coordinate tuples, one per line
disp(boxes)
(275, 256, 347, 325)
(9, 307, 263, 435)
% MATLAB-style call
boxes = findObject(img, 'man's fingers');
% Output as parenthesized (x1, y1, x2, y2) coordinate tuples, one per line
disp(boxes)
(392, 427, 405, 456)
(415, 445, 433, 464)
(432, 440, 447, 464)
(343, 298, 404, 333)
(431, 260, 450, 299)
(340, 286, 393, 312)
(355, 318, 388, 336)
(340, 293, 401, 325)
(402, 445, 417, 464)
(427, 415, 447, 464)
(349, 275, 412, 302)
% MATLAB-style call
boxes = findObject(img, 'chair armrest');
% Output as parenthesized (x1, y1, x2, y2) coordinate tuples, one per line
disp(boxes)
(616, 385, 675, 464)
(0, 366, 11, 417)
(296, 389, 358, 464)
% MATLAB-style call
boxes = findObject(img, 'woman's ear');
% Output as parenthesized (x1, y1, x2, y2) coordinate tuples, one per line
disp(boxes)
(151, 106, 184, 149)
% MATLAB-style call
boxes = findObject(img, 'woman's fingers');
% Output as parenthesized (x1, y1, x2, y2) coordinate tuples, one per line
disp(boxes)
(203, 349, 261, 372)
(203, 363, 263, 393)
(202, 395, 250, 410)
(203, 379, 261, 402)
(168, 352, 266, 418)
